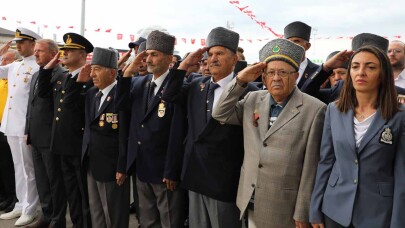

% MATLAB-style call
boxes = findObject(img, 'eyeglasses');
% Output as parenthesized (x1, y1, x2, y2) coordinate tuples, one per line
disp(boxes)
(388, 49, 403, 54)
(263, 70, 297, 78)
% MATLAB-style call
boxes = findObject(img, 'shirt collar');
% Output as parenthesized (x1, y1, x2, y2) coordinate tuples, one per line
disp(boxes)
(299, 58, 308, 71)
(151, 70, 169, 88)
(210, 72, 234, 88)
(269, 87, 296, 107)
(396, 69, 405, 80)
(99, 80, 117, 96)
(70, 66, 83, 77)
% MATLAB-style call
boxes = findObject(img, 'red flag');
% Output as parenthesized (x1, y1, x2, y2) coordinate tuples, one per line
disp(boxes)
(348, 36, 354, 39)
(191, 38, 196, 44)
(30, 21, 36, 24)
(394, 35, 402, 39)
(105, 29, 112, 33)
(56, 26, 61, 30)
(43, 25, 48, 28)
(243, 10, 252, 14)
(117, 34, 123, 40)
(239, 39, 244, 41)
(130, 35, 135, 42)
(247, 13, 256, 18)
(182, 38, 186, 44)
(200, 39, 206, 46)
(337, 36, 343, 39)
(247, 39, 252, 43)
(68, 26, 74, 28)
(1, 17, 6, 20)
(236, 5, 249, 11)
(229, 1, 239, 4)
(94, 28, 100, 32)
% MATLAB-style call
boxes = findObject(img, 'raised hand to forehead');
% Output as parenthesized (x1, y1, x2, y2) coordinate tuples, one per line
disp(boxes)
(123, 50, 147, 77)
(44, 52, 61, 70)
(178, 47, 209, 71)
(237, 62, 267, 83)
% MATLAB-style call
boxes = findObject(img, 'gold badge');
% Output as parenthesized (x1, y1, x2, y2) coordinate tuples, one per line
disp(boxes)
(99, 121, 105, 127)
(158, 102, 166, 118)
(112, 114, 118, 123)
(66, 35, 72, 44)
(380, 127, 393, 145)
(106, 113, 113, 123)
(112, 123, 118, 129)
(23, 77, 28, 83)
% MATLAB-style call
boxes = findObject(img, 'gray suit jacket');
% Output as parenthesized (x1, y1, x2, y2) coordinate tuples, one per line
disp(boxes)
(213, 78, 326, 227)
(310, 103, 405, 227)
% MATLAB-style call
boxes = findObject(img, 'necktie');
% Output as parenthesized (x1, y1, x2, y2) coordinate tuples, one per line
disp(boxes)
(146, 81, 156, 112)
(206, 82, 220, 121)
(94, 91, 103, 118)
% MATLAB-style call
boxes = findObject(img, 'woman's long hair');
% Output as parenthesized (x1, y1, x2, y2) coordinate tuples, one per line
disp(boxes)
(336, 45, 399, 120)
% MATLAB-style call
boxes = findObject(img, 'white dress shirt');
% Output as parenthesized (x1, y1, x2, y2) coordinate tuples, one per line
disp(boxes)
(394, 69, 405, 89)
(211, 72, 234, 111)
(297, 58, 308, 84)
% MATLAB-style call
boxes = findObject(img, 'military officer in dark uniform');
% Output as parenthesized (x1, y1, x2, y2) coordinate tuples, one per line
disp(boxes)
(162, 27, 258, 228)
(37, 33, 93, 228)
(284, 21, 319, 89)
(80, 47, 129, 228)
(115, 30, 186, 228)
(25, 39, 67, 228)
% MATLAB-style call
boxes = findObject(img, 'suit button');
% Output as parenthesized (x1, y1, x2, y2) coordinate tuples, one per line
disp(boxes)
(138, 141, 141, 145)
(258, 164, 263, 168)
(81, 128, 84, 131)
(58, 108, 61, 112)
(141, 124, 144, 128)
(55, 117, 59, 121)
(60, 99, 63, 103)
(62, 90, 65, 94)
(355, 159, 358, 164)
(263, 142, 267, 147)
(251, 184, 255, 188)
(354, 179, 357, 184)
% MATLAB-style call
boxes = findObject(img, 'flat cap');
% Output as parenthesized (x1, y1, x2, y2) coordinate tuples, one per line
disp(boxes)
(13, 27, 41, 41)
(259, 38, 305, 71)
(146, 31, 175, 55)
(351, 33, 389, 52)
(206, 27, 239, 53)
(284, 21, 311, 41)
(60, 33, 94, 53)
(91, 47, 118, 69)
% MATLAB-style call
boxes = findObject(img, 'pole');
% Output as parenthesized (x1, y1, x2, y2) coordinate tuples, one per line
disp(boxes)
(80, 0, 85, 35)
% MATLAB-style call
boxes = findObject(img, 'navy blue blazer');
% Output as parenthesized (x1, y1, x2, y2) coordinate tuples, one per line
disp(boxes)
(297, 59, 319, 89)
(310, 103, 405, 227)
(162, 69, 258, 202)
(115, 73, 185, 184)
(81, 85, 127, 182)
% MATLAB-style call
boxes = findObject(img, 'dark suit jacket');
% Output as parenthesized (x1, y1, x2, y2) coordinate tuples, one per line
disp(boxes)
(37, 68, 93, 155)
(81, 85, 126, 182)
(162, 70, 258, 202)
(115, 73, 185, 184)
(301, 66, 405, 103)
(297, 59, 319, 89)
(26, 66, 67, 147)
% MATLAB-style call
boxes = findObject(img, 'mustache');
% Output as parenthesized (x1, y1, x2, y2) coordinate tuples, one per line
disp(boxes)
(209, 61, 220, 67)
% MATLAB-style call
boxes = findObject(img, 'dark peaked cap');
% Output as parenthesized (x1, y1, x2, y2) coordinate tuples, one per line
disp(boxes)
(351, 33, 389, 52)
(284, 21, 312, 41)
(206, 27, 239, 53)
(61, 33, 94, 53)
(91, 47, 118, 69)
(146, 31, 175, 55)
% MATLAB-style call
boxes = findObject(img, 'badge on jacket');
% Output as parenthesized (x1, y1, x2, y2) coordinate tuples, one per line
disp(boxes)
(379, 127, 393, 145)
(158, 102, 166, 118)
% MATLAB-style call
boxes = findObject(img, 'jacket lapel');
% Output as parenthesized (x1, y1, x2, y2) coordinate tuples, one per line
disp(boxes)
(264, 89, 302, 140)
(340, 109, 356, 153)
(30, 73, 39, 102)
(257, 93, 270, 140)
(143, 75, 169, 120)
(195, 79, 218, 140)
(357, 108, 386, 154)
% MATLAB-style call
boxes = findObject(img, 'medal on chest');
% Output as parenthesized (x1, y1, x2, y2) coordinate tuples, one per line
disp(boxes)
(158, 101, 166, 118)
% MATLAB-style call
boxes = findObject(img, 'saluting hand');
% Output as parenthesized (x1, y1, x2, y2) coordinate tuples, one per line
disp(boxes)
(44, 52, 61, 70)
(116, 172, 127, 186)
(323, 50, 354, 72)
(123, 50, 147, 77)
(294, 220, 312, 228)
(178, 47, 209, 71)
(0, 41, 12, 56)
(163, 178, 178, 191)
(118, 48, 132, 69)
(311, 223, 324, 228)
(77, 64, 91, 83)
(236, 62, 267, 83)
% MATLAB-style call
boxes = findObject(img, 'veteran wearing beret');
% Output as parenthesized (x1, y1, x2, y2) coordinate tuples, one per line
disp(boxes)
(163, 27, 258, 228)
(116, 30, 186, 228)
(38, 32, 94, 227)
(211, 38, 326, 227)
(0, 27, 41, 226)
(80, 47, 129, 228)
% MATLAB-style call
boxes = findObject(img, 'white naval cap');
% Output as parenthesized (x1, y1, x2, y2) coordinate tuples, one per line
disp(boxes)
(13, 27, 42, 41)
